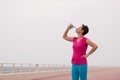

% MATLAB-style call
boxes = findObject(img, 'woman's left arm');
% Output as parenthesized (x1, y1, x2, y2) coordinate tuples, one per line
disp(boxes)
(83, 39, 98, 58)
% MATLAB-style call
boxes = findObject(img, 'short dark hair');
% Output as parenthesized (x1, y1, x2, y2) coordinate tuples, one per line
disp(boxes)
(82, 24, 89, 35)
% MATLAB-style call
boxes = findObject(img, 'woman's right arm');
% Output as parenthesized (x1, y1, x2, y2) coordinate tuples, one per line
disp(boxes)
(62, 24, 74, 42)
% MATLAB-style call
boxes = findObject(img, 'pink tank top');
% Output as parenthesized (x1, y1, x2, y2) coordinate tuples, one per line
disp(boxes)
(72, 37, 88, 64)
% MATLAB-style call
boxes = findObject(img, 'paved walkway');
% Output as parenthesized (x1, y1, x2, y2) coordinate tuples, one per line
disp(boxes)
(33, 67, 120, 80)
(88, 67, 120, 80)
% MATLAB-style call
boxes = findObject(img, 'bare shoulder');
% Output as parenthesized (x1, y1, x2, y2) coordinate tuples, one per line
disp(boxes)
(86, 38, 98, 47)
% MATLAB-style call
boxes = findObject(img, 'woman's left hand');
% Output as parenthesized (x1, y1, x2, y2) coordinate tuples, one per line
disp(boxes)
(81, 55, 88, 58)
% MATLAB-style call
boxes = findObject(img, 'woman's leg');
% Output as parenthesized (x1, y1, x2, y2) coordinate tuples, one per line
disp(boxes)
(78, 64, 87, 80)
(72, 64, 79, 80)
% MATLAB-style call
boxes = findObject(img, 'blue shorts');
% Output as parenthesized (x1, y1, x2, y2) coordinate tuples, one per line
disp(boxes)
(71, 64, 87, 80)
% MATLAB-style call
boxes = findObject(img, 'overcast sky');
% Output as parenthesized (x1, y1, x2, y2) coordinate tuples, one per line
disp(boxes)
(0, 0, 120, 66)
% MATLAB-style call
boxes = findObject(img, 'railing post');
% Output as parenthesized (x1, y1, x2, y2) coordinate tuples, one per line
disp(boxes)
(0, 63, 3, 74)
(28, 64, 31, 72)
(35, 64, 39, 72)
(47, 64, 50, 71)
(20, 64, 23, 72)
(12, 64, 15, 73)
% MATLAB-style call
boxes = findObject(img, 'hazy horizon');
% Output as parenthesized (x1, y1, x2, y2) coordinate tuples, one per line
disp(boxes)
(0, 0, 120, 67)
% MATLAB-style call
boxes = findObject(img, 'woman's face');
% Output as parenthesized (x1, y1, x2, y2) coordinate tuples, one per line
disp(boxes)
(75, 26, 83, 34)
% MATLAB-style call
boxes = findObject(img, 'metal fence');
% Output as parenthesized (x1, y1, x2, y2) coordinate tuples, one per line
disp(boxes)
(0, 63, 71, 74)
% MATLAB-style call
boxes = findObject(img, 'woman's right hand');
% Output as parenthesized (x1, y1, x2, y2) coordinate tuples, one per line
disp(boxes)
(63, 23, 74, 42)
(67, 24, 74, 30)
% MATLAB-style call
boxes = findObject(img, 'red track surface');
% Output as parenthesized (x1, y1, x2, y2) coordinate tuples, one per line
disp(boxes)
(34, 67, 120, 80)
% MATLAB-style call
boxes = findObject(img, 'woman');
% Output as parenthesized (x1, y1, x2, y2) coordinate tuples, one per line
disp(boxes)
(63, 24, 98, 80)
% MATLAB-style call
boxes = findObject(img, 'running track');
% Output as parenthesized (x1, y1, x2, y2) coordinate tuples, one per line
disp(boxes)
(33, 67, 120, 80)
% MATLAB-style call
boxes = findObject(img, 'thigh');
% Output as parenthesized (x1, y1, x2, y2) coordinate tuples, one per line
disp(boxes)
(78, 65, 87, 80)
(71, 64, 79, 80)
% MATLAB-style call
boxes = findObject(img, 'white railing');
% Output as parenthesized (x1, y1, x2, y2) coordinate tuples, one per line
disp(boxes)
(0, 63, 71, 80)
(0, 63, 71, 74)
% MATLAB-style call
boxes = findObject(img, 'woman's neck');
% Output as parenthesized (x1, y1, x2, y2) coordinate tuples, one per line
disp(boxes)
(77, 34, 83, 39)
